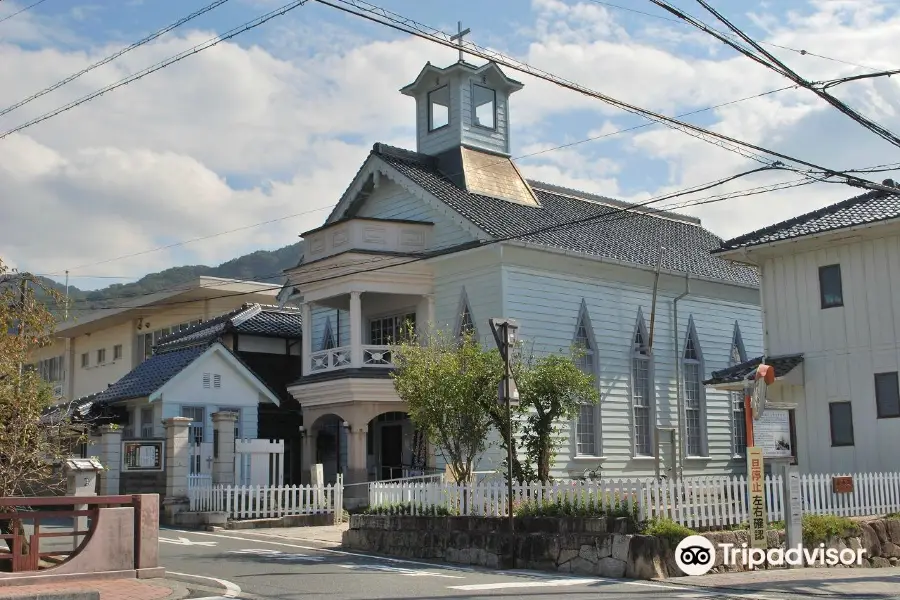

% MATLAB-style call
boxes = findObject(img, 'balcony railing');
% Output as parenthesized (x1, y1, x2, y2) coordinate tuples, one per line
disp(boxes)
(309, 345, 396, 373)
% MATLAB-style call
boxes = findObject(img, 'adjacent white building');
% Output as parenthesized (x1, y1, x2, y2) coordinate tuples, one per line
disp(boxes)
(279, 58, 765, 505)
(710, 185, 900, 474)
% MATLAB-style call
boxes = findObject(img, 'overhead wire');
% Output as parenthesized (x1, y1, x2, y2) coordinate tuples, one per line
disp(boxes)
(0, 0, 235, 119)
(0, 0, 313, 141)
(649, 0, 900, 151)
(55, 165, 819, 313)
(311, 0, 895, 194)
(0, 0, 49, 26)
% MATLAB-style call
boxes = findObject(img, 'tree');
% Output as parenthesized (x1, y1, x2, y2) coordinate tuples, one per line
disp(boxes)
(516, 348, 599, 483)
(1, 260, 83, 555)
(390, 327, 503, 484)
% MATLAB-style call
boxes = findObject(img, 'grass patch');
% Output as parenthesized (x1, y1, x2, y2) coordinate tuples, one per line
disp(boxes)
(641, 518, 697, 547)
(362, 502, 455, 516)
(802, 514, 860, 545)
(886, 512, 900, 521)
(512, 490, 640, 526)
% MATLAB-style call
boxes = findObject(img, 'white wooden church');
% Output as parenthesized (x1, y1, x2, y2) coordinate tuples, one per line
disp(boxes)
(278, 56, 763, 505)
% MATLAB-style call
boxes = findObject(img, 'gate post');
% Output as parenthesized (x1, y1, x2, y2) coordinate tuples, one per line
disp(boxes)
(162, 417, 193, 522)
(98, 424, 123, 495)
(212, 411, 238, 486)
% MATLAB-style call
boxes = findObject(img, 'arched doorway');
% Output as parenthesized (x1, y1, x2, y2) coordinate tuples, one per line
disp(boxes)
(367, 412, 432, 480)
(311, 414, 347, 485)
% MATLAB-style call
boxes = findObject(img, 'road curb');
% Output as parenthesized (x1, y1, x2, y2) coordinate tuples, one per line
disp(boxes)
(164, 572, 241, 599)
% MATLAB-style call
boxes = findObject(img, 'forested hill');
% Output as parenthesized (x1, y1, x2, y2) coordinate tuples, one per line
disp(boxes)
(24, 241, 303, 319)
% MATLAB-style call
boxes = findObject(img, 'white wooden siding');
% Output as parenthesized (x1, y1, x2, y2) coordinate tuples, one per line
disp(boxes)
(762, 236, 900, 474)
(502, 265, 762, 478)
(459, 78, 510, 155)
(417, 73, 463, 156)
(354, 180, 475, 250)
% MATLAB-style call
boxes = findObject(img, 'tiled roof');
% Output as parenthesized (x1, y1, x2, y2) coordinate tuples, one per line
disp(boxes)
(716, 189, 900, 252)
(156, 303, 302, 351)
(703, 354, 804, 386)
(94, 344, 210, 403)
(40, 392, 102, 426)
(372, 144, 759, 286)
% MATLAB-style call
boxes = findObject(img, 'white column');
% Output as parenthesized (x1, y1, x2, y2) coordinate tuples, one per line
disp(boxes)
(350, 291, 362, 368)
(301, 302, 312, 376)
(163, 417, 192, 521)
(425, 294, 435, 330)
(345, 426, 368, 508)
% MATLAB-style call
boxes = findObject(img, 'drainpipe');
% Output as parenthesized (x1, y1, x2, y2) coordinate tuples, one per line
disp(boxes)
(673, 273, 691, 478)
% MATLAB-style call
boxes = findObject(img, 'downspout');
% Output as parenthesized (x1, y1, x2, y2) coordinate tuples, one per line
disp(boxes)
(647, 247, 665, 478)
(673, 273, 690, 478)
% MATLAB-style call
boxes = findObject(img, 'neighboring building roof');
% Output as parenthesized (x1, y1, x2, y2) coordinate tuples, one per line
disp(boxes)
(370, 143, 759, 286)
(40, 392, 102, 426)
(94, 344, 210, 404)
(155, 303, 302, 351)
(703, 354, 805, 386)
(716, 188, 900, 253)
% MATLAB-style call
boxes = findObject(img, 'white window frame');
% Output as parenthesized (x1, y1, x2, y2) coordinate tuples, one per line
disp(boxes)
(730, 322, 748, 457)
(631, 309, 654, 457)
(455, 287, 477, 340)
(573, 300, 600, 457)
(322, 316, 336, 350)
(368, 312, 416, 346)
(682, 317, 707, 458)
(140, 406, 154, 439)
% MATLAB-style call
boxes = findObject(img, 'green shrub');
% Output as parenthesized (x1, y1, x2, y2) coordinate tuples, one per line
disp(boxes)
(886, 512, 900, 521)
(641, 518, 697, 547)
(800, 514, 860, 545)
(362, 502, 454, 516)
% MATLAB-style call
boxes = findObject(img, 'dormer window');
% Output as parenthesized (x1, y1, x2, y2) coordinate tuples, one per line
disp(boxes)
(472, 83, 495, 129)
(428, 85, 450, 131)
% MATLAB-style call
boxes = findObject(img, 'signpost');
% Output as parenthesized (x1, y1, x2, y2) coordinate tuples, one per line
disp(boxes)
(747, 446, 768, 550)
(754, 409, 793, 459)
(782, 464, 803, 568)
(489, 317, 519, 567)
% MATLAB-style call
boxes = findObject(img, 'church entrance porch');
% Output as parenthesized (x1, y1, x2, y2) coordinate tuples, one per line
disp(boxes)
(299, 398, 433, 509)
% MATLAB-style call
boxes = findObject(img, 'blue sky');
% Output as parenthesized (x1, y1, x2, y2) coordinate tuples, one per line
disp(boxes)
(2, 0, 900, 291)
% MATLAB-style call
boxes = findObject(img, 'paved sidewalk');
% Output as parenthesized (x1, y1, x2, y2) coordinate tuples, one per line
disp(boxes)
(227, 523, 349, 546)
(0, 578, 188, 600)
(666, 566, 900, 598)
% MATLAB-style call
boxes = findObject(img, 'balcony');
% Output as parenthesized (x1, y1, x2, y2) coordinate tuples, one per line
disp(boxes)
(302, 217, 433, 265)
(309, 345, 395, 373)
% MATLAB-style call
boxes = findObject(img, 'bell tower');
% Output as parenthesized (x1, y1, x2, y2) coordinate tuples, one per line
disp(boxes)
(400, 27, 524, 158)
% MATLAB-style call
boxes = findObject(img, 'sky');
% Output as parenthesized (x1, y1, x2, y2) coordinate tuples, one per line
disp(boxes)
(2, 0, 900, 291)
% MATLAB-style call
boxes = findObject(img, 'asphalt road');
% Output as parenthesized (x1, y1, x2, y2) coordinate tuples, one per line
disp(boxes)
(157, 527, 727, 600)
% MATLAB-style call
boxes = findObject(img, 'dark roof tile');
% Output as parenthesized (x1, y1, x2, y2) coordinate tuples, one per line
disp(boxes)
(95, 344, 210, 403)
(372, 144, 759, 286)
(716, 189, 900, 252)
(703, 354, 804, 386)
(156, 303, 302, 351)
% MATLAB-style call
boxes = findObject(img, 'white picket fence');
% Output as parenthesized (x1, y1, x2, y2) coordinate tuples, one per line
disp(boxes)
(369, 471, 900, 528)
(189, 475, 343, 523)
(188, 474, 212, 488)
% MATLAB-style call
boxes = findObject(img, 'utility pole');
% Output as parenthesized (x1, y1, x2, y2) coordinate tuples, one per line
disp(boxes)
(489, 317, 519, 568)
(17, 277, 27, 388)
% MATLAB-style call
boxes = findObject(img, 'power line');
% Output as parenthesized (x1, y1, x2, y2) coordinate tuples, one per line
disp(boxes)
(0, 0, 234, 119)
(650, 0, 900, 151)
(0, 0, 312, 141)
(0, 0, 49, 26)
(584, 0, 885, 72)
(56, 166, 812, 313)
(312, 0, 897, 195)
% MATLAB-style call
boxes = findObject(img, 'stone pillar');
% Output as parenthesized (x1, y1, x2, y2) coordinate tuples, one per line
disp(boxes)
(300, 426, 315, 485)
(212, 411, 238, 486)
(345, 426, 368, 509)
(301, 302, 312, 376)
(349, 291, 362, 368)
(162, 417, 192, 522)
(98, 425, 123, 495)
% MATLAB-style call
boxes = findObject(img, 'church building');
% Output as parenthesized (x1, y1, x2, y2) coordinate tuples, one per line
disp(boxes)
(278, 58, 763, 506)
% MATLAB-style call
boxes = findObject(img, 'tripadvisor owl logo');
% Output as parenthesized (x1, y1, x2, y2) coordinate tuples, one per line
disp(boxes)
(675, 536, 716, 576)
(674, 534, 868, 575)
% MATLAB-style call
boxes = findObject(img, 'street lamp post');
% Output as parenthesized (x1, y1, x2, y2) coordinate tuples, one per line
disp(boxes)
(489, 317, 519, 566)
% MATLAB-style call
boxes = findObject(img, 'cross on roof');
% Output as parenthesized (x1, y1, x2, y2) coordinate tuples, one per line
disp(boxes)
(450, 21, 471, 63)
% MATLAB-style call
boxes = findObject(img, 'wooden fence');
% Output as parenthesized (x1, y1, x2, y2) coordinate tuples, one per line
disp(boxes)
(369, 471, 900, 528)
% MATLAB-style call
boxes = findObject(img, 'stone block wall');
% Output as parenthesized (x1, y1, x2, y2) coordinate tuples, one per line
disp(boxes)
(343, 515, 900, 580)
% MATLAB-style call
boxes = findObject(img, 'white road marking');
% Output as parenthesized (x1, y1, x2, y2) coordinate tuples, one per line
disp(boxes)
(167, 571, 241, 598)
(449, 578, 601, 590)
(338, 564, 464, 578)
(227, 548, 326, 562)
(159, 536, 217, 547)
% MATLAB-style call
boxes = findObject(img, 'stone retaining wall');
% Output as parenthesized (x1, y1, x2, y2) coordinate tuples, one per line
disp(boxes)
(342, 515, 900, 580)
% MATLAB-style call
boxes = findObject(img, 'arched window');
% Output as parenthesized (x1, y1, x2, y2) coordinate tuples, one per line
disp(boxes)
(730, 322, 748, 456)
(573, 300, 599, 456)
(632, 310, 653, 456)
(456, 288, 476, 340)
(683, 317, 706, 457)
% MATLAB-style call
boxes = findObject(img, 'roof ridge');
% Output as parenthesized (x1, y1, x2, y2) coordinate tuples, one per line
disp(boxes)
(373, 143, 433, 165)
(230, 303, 263, 328)
(718, 189, 890, 251)
(529, 180, 702, 226)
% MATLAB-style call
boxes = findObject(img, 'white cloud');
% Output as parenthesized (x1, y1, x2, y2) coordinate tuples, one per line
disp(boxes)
(4, 0, 900, 287)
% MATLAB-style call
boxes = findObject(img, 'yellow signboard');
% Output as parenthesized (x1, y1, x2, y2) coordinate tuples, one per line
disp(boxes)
(747, 446, 767, 549)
